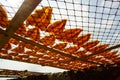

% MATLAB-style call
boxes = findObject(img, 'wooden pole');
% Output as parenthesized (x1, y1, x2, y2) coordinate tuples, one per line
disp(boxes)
(0, 29, 97, 64)
(0, 0, 42, 49)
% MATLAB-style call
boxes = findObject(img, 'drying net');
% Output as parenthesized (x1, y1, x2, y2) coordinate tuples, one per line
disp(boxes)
(0, 0, 120, 71)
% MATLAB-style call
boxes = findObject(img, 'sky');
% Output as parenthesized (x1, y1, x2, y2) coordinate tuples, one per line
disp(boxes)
(0, 0, 120, 73)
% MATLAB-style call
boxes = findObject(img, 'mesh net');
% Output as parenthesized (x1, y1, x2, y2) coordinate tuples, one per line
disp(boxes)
(0, 0, 120, 45)
(0, 0, 119, 71)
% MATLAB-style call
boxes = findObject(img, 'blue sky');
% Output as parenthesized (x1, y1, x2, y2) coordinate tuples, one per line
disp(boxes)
(0, 0, 120, 73)
(41, 0, 120, 46)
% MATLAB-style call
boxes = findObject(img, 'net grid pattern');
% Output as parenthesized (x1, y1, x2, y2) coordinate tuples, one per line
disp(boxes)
(0, 0, 119, 71)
